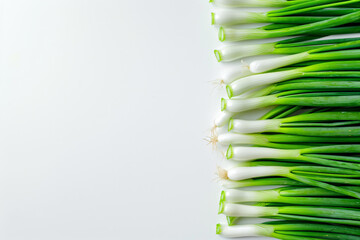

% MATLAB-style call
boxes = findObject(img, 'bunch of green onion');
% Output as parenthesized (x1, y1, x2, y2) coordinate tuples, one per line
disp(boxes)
(210, 0, 360, 239)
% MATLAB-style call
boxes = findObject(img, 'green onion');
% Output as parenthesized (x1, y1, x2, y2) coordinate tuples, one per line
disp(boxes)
(219, 10, 360, 42)
(222, 188, 360, 207)
(222, 92, 360, 113)
(217, 133, 360, 147)
(219, 202, 360, 225)
(219, 164, 360, 198)
(215, 37, 360, 62)
(228, 111, 360, 136)
(217, 221, 360, 238)
(226, 144, 360, 170)
(250, 39, 360, 73)
(227, 61, 360, 98)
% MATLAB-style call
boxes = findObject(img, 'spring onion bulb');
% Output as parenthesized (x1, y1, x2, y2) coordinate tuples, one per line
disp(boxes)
(214, 110, 234, 129)
(218, 64, 252, 85)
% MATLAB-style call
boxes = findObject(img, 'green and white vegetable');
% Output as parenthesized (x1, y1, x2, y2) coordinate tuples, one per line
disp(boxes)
(219, 10, 360, 42)
(222, 92, 360, 113)
(219, 202, 360, 226)
(209, 0, 360, 238)
(217, 221, 360, 239)
(227, 61, 360, 98)
(222, 188, 360, 207)
(226, 144, 360, 169)
(214, 37, 360, 62)
(229, 111, 360, 135)
(218, 164, 360, 198)
(249, 39, 360, 73)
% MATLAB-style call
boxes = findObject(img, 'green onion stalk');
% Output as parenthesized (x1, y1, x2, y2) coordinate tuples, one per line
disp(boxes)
(228, 111, 360, 135)
(267, 0, 360, 17)
(226, 61, 360, 98)
(218, 163, 360, 198)
(225, 144, 360, 170)
(221, 92, 360, 114)
(249, 39, 360, 73)
(254, 79, 360, 97)
(212, 7, 360, 27)
(303, 8, 360, 16)
(219, 10, 360, 42)
(214, 37, 360, 62)
(216, 132, 360, 148)
(221, 188, 360, 207)
(219, 201, 360, 226)
(217, 221, 360, 239)
(214, 93, 360, 129)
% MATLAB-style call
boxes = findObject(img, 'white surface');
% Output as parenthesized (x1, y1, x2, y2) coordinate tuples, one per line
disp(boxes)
(0, 1, 273, 240)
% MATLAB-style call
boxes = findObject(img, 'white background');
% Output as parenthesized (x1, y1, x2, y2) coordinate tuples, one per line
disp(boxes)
(0, 0, 249, 239)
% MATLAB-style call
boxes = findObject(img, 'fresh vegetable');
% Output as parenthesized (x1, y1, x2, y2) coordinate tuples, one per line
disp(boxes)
(229, 111, 360, 135)
(214, 37, 360, 62)
(219, 11, 360, 42)
(217, 221, 360, 239)
(209, 0, 360, 238)
(249, 39, 360, 73)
